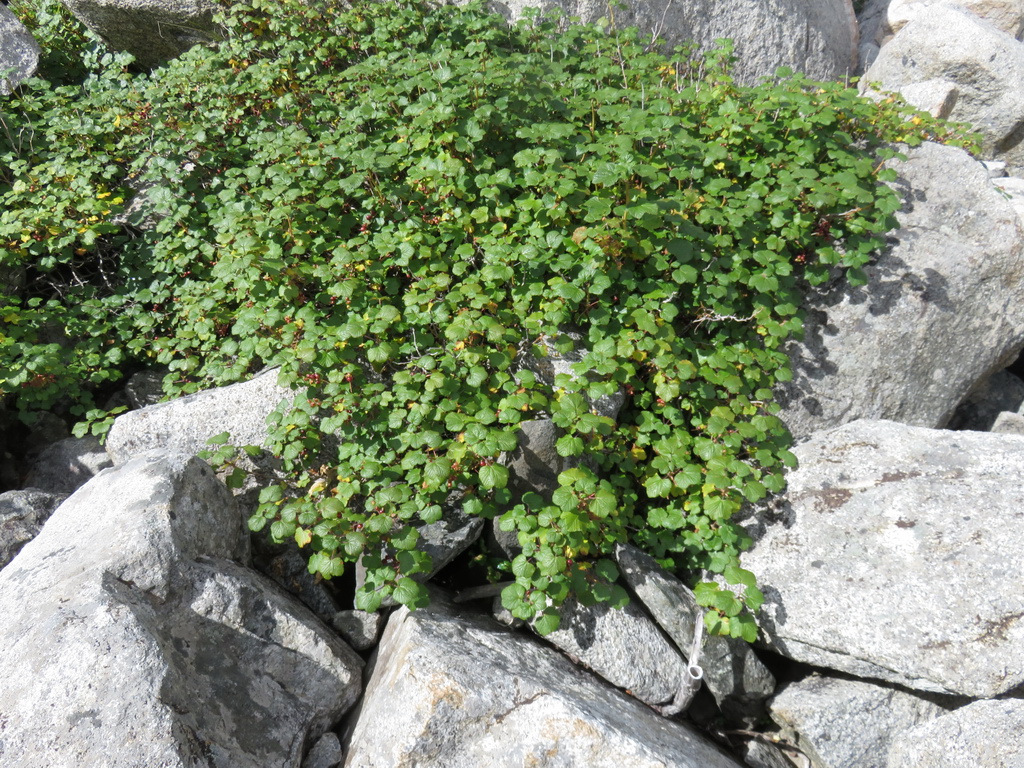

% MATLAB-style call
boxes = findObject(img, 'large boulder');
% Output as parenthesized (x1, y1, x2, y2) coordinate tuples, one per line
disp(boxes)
(343, 593, 745, 767)
(59, 0, 222, 69)
(776, 142, 1024, 438)
(859, 0, 1024, 67)
(0, 452, 363, 767)
(888, 0, 1024, 39)
(742, 420, 1024, 698)
(862, 5, 1024, 165)
(0, 5, 40, 95)
(496, 0, 858, 84)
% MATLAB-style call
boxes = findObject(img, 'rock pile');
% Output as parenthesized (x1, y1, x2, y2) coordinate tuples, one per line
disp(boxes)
(4, 0, 1024, 767)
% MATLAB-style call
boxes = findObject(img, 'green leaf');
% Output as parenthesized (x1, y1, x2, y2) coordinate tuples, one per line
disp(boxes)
(355, 587, 384, 613)
(644, 476, 673, 498)
(207, 431, 231, 446)
(534, 609, 561, 635)
(478, 463, 508, 490)
(423, 458, 452, 488)
(555, 434, 584, 456)
(392, 577, 429, 608)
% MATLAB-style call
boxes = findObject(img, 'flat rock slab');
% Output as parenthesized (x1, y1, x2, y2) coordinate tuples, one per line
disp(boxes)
(887, 699, 1024, 768)
(344, 594, 744, 768)
(535, 595, 689, 707)
(769, 673, 947, 768)
(0, 452, 363, 767)
(105, 367, 292, 464)
(743, 420, 1024, 697)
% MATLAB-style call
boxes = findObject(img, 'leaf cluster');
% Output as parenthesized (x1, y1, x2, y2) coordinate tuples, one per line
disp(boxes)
(0, 0, 977, 633)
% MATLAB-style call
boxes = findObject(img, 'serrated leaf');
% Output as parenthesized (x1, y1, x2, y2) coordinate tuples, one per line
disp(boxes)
(534, 610, 561, 635)
(724, 564, 757, 590)
(555, 434, 584, 456)
(478, 463, 508, 490)
(423, 458, 452, 488)
(511, 554, 536, 579)
(501, 582, 527, 610)
(354, 587, 384, 613)
(644, 475, 673, 498)
(320, 497, 345, 518)
(392, 577, 429, 608)
(593, 558, 619, 582)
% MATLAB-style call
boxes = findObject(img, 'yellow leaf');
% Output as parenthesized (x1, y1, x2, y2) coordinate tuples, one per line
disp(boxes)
(295, 528, 312, 548)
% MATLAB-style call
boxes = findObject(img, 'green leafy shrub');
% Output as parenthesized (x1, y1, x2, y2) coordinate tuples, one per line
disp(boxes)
(1, 0, 976, 636)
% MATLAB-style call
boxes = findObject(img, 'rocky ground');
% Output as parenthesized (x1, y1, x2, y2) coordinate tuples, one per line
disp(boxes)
(4, 0, 1024, 766)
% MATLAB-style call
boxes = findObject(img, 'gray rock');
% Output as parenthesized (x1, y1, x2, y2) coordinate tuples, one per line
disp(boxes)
(105, 368, 292, 508)
(769, 673, 948, 768)
(503, 418, 577, 501)
(106, 367, 292, 464)
(862, 6, 1024, 164)
(776, 142, 1024, 439)
(304, 732, 343, 768)
(887, 699, 1024, 768)
(0, 5, 40, 95)
(743, 420, 1024, 698)
(523, 328, 625, 421)
(330, 609, 385, 651)
(983, 159, 1010, 177)
(535, 595, 690, 708)
(993, 174, 1024, 222)
(124, 367, 169, 408)
(615, 543, 776, 724)
(343, 594, 745, 767)
(0, 452, 363, 767)
(992, 410, 1024, 434)
(739, 740, 806, 768)
(497, 0, 857, 85)
(0, 488, 66, 570)
(857, 0, 891, 70)
(885, 0, 1024, 40)
(893, 79, 959, 119)
(948, 369, 1024, 431)
(261, 545, 340, 622)
(356, 504, 484, 607)
(61, 0, 223, 69)
(25, 435, 113, 494)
